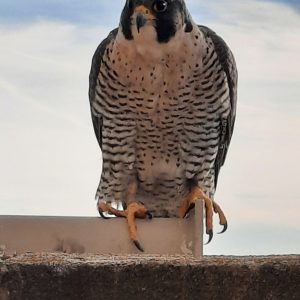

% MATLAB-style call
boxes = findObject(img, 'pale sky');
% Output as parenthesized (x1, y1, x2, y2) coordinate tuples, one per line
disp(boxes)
(0, 0, 299, 255)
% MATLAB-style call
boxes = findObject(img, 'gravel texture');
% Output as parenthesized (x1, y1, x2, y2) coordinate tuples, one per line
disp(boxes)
(0, 253, 299, 300)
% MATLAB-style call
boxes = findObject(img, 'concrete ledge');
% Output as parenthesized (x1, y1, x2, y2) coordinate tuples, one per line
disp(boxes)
(0, 254, 299, 300)
(0, 201, 203, 257)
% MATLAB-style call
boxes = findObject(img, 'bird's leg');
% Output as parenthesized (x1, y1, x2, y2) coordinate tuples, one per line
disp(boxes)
(124, 181, 152, 252)
(125, 201, 150, 252)
(97, 182, 151, 252)
(179, 186, 216, 244)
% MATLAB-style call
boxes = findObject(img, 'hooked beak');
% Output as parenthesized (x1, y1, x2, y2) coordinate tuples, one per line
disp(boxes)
(136, 13, 147, 33)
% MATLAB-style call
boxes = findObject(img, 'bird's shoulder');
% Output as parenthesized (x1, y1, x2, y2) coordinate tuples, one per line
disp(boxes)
(89, 28, 118, 103)
(198, 25, 237, 98)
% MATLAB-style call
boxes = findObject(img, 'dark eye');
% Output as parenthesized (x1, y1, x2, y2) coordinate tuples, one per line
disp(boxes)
(153, 0, 168, 13)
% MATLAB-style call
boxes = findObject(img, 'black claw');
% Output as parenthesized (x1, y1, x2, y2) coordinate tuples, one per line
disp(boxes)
(133, 240, 144, 252)
(218, 222, 228, 234)
(146, 211, 153, 220)
(97, 207, 111, 219)
(183, 203, 195, 218)
(205, 230, 213, 245)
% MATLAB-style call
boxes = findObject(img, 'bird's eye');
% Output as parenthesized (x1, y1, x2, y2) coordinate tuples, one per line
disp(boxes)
(153, 0, 168, 13)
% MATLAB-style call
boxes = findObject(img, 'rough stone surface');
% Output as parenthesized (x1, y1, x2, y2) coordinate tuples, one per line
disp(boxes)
(0, 254, 299, 300)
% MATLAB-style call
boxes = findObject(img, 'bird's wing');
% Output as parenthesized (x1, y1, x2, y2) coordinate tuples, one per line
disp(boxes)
(89, 28, 118, 149)
(198, 25, 238, 188)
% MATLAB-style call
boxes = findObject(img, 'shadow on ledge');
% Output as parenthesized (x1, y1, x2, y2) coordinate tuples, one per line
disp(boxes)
(0, 254, 299, 300)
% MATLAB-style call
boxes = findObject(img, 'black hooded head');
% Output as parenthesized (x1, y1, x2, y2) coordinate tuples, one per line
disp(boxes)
(120, 0, 193, 43)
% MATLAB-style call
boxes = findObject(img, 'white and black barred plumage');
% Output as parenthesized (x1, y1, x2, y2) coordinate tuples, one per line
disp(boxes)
(89, 0, 237, 217)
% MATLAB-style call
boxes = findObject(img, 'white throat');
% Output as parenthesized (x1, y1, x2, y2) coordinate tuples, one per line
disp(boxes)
(116, 25, 189, 62)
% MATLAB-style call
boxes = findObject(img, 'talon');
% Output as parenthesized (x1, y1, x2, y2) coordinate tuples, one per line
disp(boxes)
(205, 230, 213, 245)
(98, 208, 111, 219)
(179, 186, 216, 245)
(97, 201, 126, 218)
(126, 201, 149, 252)
(218, 222, 228, 234)
(146, 211, 153, 220)
(183, 202, 195, 218)
(212, 200, 228, 235)
(97, 202, 111, 219)
(133, 240, 144, 252)
(97, 183, 150, 251)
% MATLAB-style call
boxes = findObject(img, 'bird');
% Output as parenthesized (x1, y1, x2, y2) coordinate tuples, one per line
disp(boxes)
(89, 0, 237, 252)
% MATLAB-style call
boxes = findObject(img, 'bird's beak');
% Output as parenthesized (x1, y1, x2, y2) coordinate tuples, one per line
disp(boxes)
(136, 13, 147, 33)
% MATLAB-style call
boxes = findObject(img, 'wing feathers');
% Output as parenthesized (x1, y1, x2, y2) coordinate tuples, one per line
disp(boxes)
(198, 25, 238, 187)
(89, 28, 118, 149)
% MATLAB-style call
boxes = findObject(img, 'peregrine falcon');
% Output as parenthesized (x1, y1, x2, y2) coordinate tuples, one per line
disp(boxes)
(89, 0, 237, 251)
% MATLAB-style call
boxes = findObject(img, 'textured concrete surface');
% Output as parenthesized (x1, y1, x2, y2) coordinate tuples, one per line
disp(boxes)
(0, 254, 299, 300)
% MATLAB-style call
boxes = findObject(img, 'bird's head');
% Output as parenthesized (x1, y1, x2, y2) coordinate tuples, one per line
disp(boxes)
(120, 0, 193, 43)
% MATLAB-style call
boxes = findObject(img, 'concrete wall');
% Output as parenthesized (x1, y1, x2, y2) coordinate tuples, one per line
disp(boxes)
(0, 254, 299, 300)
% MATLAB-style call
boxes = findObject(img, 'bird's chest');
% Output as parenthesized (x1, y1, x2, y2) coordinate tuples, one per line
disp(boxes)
(100, 34, 214, 182)
(110, 47, 200, 124)
(115, 58, 193, 142)
(110, 33, 203, 108)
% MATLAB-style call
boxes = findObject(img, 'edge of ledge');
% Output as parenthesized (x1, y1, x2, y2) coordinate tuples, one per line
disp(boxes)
(1, 253, 299, 300)
(1, 252, 299, 265)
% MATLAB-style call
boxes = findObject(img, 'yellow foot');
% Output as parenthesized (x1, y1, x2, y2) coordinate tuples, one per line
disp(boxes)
(213, 200, 228, 234)
(178, 186, 228, 244)
(98, 200, 152, 252)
